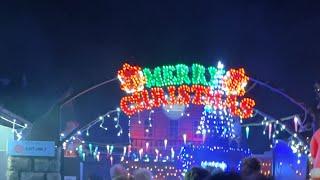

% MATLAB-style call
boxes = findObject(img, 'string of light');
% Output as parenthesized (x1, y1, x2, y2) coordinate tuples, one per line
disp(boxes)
(242, 109, 309, 165)
(0, 115, 28, 141)
(61, 108, 123, 143)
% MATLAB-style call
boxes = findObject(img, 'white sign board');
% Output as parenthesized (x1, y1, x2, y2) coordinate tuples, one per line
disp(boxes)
(7, 140, 55, 157)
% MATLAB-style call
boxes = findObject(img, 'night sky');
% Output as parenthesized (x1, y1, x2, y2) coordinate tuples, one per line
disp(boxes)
(0, 1, 320, 152)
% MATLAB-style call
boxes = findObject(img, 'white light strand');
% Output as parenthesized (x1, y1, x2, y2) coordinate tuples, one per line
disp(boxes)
(0, 116, 28, 141)
(241, 110, 309, 157)
(0, 115, 27, 128)
(62, 108, 124, 146)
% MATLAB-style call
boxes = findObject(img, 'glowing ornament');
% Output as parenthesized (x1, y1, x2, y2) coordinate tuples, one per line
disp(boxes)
(146, 142, 149, 151)
(171, 147, 175, 159)
(246, 126, 250, 139)
(118, 63, 146, 93)
(96, 152, 100, 161)
(106, 145, 110, 154)
(268, 123, 272, 140)
(110, 145, 114, 155)
(183, 134, 187, 144)
(78, 145, 83, 154)
(155, 149, 159, 161)
(123, 146, 127, 156)
(63, 142, 67, 150)
(89, 144, 93, 154)
(128, 145, 132, 157)
(202, 133, 206, 143)
(164, 139, 168, 150)
(110, 156, 113, 165)
(294, 116, 299, 132)
(94, 146, 98, 155)
(139, 148, 143, 159)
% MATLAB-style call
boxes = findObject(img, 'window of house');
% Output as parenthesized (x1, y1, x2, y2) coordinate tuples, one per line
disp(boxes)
(169, 120, 179, 138)
(144, 119, 153, 137)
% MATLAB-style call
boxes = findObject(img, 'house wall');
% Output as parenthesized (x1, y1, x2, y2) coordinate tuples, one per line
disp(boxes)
(6, 148, 61, 180)
(0, 125, 13, 180)
(129, 105, 204, 151)
(0, 151, 8, 180)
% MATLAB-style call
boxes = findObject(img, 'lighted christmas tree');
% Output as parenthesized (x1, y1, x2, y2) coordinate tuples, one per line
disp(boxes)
(198, 106, 237, 139)
(196, 62, 237, 140)
(180, 62, 252, 174)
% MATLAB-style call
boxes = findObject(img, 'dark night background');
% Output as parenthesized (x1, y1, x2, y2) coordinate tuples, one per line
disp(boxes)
(0, 1, 320, 153)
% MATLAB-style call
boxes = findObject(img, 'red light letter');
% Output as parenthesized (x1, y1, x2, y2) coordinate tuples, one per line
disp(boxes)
(177, 85, 191, 105)
(191, 85, 209, 105)
(167, 86, 177, 105)
(120, 96, 137, 116)
(239, 98, 255, 119)
(151, 87, 167, 107)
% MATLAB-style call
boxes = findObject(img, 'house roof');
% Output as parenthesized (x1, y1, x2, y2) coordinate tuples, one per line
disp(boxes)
(0, 106, 32, 129)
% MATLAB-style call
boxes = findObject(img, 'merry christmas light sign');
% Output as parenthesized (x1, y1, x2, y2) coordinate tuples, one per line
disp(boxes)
(117, 62, 255, 119)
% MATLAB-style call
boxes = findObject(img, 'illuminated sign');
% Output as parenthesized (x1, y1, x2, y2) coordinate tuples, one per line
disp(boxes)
(7, 140, 55, 157)
(201, 161, 227, 170)
(118, 62, 255, 119)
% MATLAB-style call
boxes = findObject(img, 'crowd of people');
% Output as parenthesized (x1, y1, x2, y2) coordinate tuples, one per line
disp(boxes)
(88, 157, 272, 180)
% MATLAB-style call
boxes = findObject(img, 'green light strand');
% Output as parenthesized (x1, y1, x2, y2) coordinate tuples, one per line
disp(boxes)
(143, 67, 164, 87)
(208, 67, 217, 86)
(192, 64, 208, 85)
(162, 65, 177, 86)
(176, 64, 191, 85)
